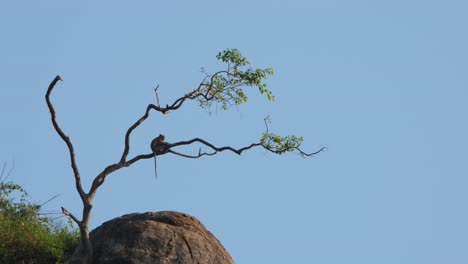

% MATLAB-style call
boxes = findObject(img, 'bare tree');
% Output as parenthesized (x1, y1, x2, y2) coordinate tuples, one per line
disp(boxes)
(45, 49, 324, 263)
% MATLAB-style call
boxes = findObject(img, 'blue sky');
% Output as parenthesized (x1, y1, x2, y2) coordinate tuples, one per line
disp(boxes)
(1, 1, 468, 263)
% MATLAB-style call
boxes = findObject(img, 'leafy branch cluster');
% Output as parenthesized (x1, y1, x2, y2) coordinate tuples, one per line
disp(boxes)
(261, 134, 304, 154)
(196, 48, 274, 110)
(259, 116, 324, 157)
(0, 163, 39, 220)
(0, 181, 37, 220)
(112, 48, 317, 161)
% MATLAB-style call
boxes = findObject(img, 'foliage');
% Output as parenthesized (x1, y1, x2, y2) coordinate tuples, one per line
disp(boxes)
(197, 48, 275, 110)
(198, 49, 311, 156)
(261, 133, 305, 155)
(0, 178, 79, 264)
(0, 181, 38, 219)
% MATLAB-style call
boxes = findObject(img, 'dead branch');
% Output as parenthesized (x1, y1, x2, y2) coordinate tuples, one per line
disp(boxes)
(264, 146, 326, 157)
(168, 149, 217, 158)
(168, 139, 324, 158)
(118, 70, 230, 164)
(61, 206, 80, 224)
(46, 75, 87, 203)
(169, 138, 262, 155)
(153, 84, 161, 108)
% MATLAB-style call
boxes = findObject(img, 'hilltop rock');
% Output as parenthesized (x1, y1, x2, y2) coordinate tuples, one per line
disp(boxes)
(69, 211, 234, 264)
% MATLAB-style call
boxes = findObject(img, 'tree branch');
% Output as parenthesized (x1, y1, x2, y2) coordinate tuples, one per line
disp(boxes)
(61, 206, 81, 226)
(168, 138, 324, 158)
(300, 147, 326, 157)
(168, 149, 216, 158)
(169, 138, 262, 155)
(119, 104, 157, 163)
(46, 75, 87, 201)
(118, 77, 226, 164)
(264, 146, 326, 157)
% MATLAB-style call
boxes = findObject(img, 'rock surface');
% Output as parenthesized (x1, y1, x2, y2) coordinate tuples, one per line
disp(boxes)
(69, 211, 234, 264)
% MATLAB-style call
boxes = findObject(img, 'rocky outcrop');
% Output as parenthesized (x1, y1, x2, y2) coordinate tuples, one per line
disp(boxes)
(69, 211, 234, 264)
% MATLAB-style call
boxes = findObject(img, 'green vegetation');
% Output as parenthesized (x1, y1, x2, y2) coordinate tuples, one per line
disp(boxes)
(198, 49, 306, 153)
(0, 170, 79, 264)
(196, 48, 275, 110)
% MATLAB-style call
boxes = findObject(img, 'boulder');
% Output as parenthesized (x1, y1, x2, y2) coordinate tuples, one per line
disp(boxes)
(69, 211, 234, 264)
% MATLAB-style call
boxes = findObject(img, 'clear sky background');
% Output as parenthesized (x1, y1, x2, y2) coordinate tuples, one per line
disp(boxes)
(1, 1, 467, 263)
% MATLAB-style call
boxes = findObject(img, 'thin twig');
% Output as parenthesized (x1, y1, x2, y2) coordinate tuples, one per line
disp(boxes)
(0, 162, 6, 182)
(301, 147, 327, 157)
(264, 115, 271, 133)
(0, 160, 15, 182)
(4, 160, 14, 182)
(153, 84, 161, 108)
(50, 215, 67, 221)
(39, 193, 61, 207)
(168, 149, 216, 158)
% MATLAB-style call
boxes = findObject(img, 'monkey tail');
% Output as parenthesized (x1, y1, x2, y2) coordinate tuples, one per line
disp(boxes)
(153, 155, 158, 181)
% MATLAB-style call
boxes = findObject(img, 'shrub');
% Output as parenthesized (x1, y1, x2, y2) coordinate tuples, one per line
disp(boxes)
(0, 179, 79, 264)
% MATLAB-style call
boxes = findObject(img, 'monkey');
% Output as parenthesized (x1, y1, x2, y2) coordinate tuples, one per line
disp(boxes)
(151, 134, 168, 180)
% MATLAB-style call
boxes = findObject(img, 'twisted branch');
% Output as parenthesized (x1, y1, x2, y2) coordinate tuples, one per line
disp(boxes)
(118, 71, 226, 163)
(265, 146, 326, 157)
(46, 75, 87, 203)
(169, 138, 262, 156)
